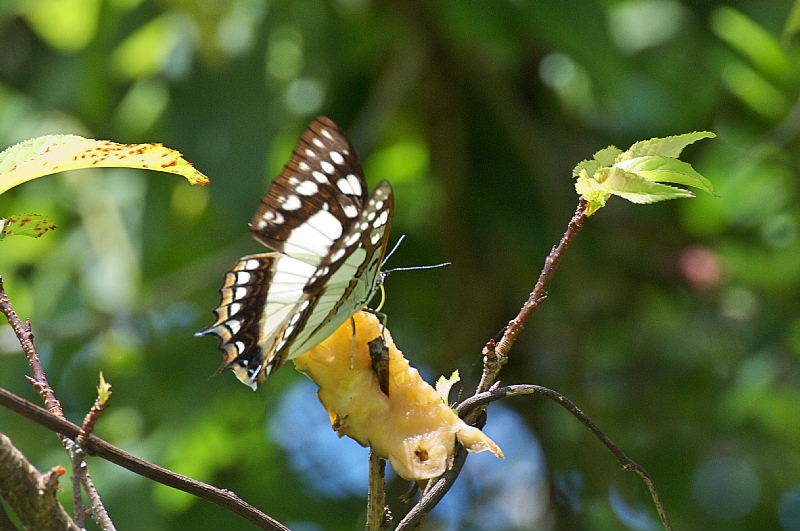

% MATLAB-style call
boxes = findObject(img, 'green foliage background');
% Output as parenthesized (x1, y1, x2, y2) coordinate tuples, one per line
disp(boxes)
(1, 1, 800, 529)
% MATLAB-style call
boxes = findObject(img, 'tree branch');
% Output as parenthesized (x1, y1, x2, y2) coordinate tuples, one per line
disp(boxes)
(475, 198, 589, 397)
(0, 432, 80, 531)
(1, 274, 116, 529)
(397, 198, 673, 530)
(0, 387, 290, 531)
(398, 384, 672, 531)
(458, 385, 672, 530)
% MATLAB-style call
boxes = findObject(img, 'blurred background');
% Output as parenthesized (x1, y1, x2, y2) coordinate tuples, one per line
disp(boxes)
(1, 0, 799, 529)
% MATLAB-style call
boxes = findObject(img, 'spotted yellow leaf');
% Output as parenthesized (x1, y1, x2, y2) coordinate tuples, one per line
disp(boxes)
(0, 134, 209, 196)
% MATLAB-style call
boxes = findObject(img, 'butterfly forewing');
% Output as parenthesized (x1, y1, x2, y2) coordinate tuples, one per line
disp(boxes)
(198, 116, 394, 389)
(288, 181, 393, 356)
(250, 117, 369, 266)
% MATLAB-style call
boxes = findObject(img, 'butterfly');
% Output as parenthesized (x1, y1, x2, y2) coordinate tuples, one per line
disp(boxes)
(197, 117, 394, 390)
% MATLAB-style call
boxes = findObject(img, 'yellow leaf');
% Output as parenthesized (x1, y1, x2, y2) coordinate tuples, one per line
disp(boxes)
(435, 370, 460, 404)
(0, 135, 210, 196)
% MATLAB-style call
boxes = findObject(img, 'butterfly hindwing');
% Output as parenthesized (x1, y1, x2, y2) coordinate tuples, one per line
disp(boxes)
(198, 116, 394, 389)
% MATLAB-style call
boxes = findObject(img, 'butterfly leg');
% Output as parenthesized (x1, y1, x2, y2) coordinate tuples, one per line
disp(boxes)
(349, 315, 358, 369)
(363, 308, 389, 344)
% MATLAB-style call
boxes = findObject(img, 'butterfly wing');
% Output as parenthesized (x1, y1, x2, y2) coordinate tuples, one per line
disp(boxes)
(198, 117, 394, 389)
(250, 116, 369, 266)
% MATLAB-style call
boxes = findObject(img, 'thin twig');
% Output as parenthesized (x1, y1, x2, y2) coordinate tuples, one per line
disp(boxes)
(1, 275, 117, 529)
(475, 199, 589, 397)
(0, 282, 62, 417)
(0, 387, 289, 531)
(399, 198, 672, 530)
(458, 385, 673, 531)
(399, 201, 591, 529)
(366, 450, 387, 531)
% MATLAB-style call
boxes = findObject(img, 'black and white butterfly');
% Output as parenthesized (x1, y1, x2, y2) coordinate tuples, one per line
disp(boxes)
(197, 117, 393, 390)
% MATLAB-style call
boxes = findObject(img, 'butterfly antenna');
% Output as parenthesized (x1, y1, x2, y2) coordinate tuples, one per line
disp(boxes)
(381, 234, 406, 267)
(384, 262, 452, 274)
(380, 261, 452, 285)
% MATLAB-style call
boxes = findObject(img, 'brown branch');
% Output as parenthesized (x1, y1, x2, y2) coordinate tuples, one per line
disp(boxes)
(399, 198, 674, 531)
(0, 387, 290, 531)
(0, 432, 80, 531)
(0, 279, 62, 417)
(475, 198, 589, 396)
(1, 274, 117, 529)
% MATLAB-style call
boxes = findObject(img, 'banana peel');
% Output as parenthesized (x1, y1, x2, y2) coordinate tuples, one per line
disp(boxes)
(292, 311, 503, 480)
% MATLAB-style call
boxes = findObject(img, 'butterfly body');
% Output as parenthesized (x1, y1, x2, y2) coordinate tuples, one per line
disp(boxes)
(197, 117, 393, 389)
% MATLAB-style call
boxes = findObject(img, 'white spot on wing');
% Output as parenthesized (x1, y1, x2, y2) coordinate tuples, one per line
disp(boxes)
(337, 178, 356, 195)
(347, 174, 362, 196)
(296, 180, 319, 196)
(320, 128, 333, 140)
(237, 271, 251, 284)
(313, 138, 324, 148)
(343, 204, 359, 218)
(370, 231, 382, 245)
(305, 149, 317, 158)
(245, 259, 260, 270)
(299, 161, 310, 171)
(312, 171, 328, 183)
(282, 195, 302, 211)
(374, 210, 389, 227)
(345, 232, 361, 246)
(281, 211, 343, 261)
(321, 161, 335, 174)
(306, 210, 343, 240)
(228, 320, 242, 334)
(235, 287, 248, 300)
(230, 302, 242, 316)
(331, 248, 346, 262)
(330, 151, 344, 164)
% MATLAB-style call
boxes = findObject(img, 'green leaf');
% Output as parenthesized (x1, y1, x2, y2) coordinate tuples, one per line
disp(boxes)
(575, 172, 610, 216)
(615, 155, 716, 194)
(593, 145, 622, 167)
(0, 214, 57, 240)
(786, 0, 800, 40)
(572, 145, 622, 178)
(595, 167, 695, 204)
(97, 372, 112, 405)
(619, 131, 716, 161)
